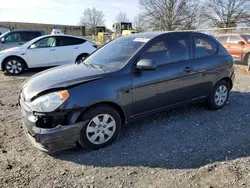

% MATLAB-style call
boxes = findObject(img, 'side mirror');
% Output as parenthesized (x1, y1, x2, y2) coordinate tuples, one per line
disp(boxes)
(238, 41, 245, 45)
(30, 44, 37, 49)
(136, 59, 156, 70)
(1, 38, 5, 43)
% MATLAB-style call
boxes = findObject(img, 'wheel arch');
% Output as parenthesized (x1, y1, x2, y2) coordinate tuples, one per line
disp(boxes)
(76, 101, 126, 125)
(75, 53, 89, 62)
(218, 77, 233, 90)
(2, 55, 28, 70)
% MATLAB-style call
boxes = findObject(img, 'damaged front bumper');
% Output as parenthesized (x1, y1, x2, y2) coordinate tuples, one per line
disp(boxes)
(20, 99, 85, 153)
(22, 121, 84, 153)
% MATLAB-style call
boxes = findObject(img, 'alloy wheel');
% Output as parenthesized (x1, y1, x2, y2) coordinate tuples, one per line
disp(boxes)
(6, 60, 23, 74)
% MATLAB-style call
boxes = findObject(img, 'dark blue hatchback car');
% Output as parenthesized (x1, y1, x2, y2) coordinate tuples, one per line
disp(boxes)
(19, 32, 235, 152)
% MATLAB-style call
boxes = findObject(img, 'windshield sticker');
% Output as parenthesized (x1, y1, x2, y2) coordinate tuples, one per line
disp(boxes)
(133, 38, 150, 43)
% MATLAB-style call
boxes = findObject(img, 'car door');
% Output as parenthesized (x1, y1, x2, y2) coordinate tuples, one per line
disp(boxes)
(226, 35, 245, 61)
(131, 34, 204, 116)
(55, 36, 84, 65)
(190, 34, 221, 96)
(26, 36, 58, 67)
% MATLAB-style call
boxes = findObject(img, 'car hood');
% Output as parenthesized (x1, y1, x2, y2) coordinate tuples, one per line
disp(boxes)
(22, 63, 108, 102)
(1, 46, 23, 53)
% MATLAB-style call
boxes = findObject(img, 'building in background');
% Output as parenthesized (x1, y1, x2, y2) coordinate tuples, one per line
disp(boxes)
(0, 26, 10, 35)
(0, 22, 85, 36)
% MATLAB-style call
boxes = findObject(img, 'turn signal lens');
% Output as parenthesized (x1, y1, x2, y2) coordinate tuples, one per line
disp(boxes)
(58, 90, 69, 101)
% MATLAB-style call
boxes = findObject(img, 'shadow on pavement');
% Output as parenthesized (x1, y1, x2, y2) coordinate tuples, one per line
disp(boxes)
(55, 91, 250, 169)
(3, 67, 52, 78)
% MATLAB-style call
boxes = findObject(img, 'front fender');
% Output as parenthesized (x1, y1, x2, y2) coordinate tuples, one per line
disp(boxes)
(59, 73, 133, 122)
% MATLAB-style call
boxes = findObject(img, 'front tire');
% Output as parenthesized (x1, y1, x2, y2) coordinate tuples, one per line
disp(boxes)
(75, 54, 89, 63)
(207, 80, 230, 110)
(78, 105, 122, 150)
(3, 57, 25, 75)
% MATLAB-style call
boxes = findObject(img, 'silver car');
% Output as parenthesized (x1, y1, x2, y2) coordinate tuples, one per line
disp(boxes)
(0, 30, 45, 51)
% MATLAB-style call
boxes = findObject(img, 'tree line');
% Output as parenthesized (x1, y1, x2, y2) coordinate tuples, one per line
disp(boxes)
(80, 0, 250, 34)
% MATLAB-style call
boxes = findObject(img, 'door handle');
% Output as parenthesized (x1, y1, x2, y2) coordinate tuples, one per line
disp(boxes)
(184, 67, 194, 73)
(74, 47, 79, 49)
(50, 49, 55, 51)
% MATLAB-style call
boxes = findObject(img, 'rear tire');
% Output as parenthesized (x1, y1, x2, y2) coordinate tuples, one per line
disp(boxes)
(243, 53, 250, 68)
(78, 105, 122, 150)
(3, 57, 25, 75)
(245, 54, 250, 71)
(207, 80, 230, 110)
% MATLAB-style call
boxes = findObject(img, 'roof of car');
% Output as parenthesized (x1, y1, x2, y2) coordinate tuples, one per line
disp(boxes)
(124, 31, 212, 39)
(42, 34, 82, 38)
(36, 34, 97, 44)
(215, 33, 243, 36)
(8, 30, 44, 32)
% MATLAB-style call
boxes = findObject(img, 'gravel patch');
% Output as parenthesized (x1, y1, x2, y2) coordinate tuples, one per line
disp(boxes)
(0, 71, 250, 188)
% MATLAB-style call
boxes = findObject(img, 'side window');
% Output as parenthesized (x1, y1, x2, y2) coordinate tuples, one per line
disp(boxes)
(56, 36, 85, 46)
(5, 32, 21, 42)
(228, 36, 242, 44)
(216, 36, 228, 43)
(21, 32, 41, 42)
(141, 37, 190, 66)
(194, 37, 217, 59)
(147, 41, 165, 52)
(33, 37, 56, 48)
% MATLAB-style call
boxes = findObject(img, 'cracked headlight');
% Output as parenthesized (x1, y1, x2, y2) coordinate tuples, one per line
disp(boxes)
(30, 90, 69, 112)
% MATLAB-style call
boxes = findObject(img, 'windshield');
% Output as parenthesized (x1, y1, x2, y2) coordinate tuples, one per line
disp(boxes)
(121, 23, 132, 30)
(242, 35, 250, 42)
(0, 31, 9, 38)
(84, 36, 151, 70)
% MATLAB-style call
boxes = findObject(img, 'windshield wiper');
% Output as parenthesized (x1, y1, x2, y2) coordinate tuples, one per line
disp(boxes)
(82, 62, 107, 72)
(93, 64, 108, 72)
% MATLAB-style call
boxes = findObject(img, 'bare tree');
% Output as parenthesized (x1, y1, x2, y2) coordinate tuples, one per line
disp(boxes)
(133, 14, 148, 32)
(203, 0, 250, 28)
(138, 0, 201, 31)
(114, 12, 130, 23)
(79, 7, 105, 28)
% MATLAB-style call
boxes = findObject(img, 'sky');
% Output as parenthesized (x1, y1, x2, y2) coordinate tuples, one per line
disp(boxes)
(0, 0, 140, 29)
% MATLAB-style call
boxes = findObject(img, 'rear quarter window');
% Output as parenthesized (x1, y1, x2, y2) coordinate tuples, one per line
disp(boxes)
(228, 36, 242, 44)
(194, 36, 218, 59)
(57, 36, 86, 46)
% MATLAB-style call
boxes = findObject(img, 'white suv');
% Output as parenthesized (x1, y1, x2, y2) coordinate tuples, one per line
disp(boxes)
(0, 34, 97, 75)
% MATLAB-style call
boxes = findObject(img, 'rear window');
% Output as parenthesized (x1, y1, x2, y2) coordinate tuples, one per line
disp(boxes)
(194, 37, 217, 59)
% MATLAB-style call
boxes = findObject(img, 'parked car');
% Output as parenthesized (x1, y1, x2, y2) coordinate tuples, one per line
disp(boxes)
(215, 33, 250, 66)
(19, 32, 235, 152)
(0, 34, 97, 75)
(0, 30, 45, 51)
